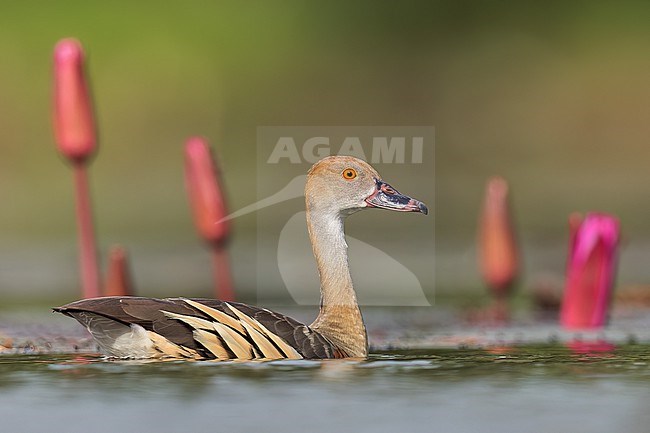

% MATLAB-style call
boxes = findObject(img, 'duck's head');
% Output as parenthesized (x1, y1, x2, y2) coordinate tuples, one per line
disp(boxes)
(305, 155, 428, 216)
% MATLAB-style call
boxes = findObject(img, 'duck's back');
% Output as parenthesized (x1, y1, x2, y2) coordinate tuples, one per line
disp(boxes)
(54, 297, 345, 360)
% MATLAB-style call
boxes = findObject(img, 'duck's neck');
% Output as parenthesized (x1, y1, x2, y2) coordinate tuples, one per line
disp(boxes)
(306, 205, 367, 358)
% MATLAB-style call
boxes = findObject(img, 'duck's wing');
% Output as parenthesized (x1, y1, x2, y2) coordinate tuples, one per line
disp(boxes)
(54, 296, 345, 360)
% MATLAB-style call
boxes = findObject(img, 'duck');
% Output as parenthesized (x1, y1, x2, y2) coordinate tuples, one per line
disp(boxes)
(54, 156, 428, 360)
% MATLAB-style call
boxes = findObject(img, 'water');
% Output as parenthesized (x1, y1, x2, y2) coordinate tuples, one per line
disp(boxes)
(1, 347, 650, 433)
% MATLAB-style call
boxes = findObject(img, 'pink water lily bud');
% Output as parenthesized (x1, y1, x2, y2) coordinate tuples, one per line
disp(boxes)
(104, 245, 134, 297)
(53, 38, 96, 163)
(560, 213, 620, 329)
(184, 137, 230, 246)
(478, 176, 519, 297)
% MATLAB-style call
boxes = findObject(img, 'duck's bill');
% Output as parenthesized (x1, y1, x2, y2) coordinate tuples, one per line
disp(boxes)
(365, 180, 428, 215)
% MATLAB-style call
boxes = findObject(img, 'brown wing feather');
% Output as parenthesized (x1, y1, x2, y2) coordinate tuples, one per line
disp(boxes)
(55, 297, 206, 352)
(54, 296, 344, 359)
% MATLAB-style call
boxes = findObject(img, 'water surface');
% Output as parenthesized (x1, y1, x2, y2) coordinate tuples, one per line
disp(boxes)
(1, 346, 649, 433)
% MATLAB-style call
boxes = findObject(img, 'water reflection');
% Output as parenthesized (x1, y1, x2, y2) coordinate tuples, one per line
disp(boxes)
(566, 339, 617, 357)
(1, 348, 650, 433)
(2, 346, 650, 395)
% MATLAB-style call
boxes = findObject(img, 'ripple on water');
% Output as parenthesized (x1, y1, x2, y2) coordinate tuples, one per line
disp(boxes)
(1, 346, 650, 433)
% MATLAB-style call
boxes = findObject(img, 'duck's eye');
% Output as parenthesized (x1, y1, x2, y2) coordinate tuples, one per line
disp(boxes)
(342, 168, 357, 180)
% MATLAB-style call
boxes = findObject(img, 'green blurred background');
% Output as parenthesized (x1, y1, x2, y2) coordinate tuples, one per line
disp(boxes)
(1, 1, 649, 304)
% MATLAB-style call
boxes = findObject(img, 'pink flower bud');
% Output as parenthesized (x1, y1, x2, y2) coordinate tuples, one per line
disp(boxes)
(184, 137, 230, 245)
(560, 213, 619, 329)
(104, 245, 134, 297)
(53, 38, 96, 163)
(478, 176, 519, 296)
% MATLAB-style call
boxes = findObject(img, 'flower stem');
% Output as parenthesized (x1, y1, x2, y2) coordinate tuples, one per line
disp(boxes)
(73, 164, 100, 298)
(212, 245, 234, 301)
